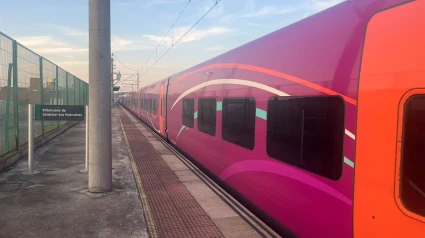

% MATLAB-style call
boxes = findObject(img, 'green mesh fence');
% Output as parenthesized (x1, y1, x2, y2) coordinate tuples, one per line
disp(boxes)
(58, 68, 67, 126)
(0, 31, 88, 157)
(17, 44, 41, 146)
(68, 74, 75, 105)
(0, 33, 14, 154)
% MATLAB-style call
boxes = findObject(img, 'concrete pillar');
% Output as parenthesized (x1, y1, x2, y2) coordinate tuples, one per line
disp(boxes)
(88, 0, 112, 192)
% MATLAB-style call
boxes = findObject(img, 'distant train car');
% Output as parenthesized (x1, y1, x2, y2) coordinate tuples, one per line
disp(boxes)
(138, 79, 168, 137)
(121, 0, 425, 237)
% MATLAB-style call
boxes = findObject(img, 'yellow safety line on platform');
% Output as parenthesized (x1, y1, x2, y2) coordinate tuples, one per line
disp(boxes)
(117, 107, 158, 238)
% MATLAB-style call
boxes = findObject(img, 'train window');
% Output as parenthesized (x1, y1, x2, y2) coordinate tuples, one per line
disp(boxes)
(198, 98, 216, 136)
(222, 98, 255, 150)
(266, 96, 344, 180)
(148, 99, 152, 113)
(153, 99, 157, 115)
(182, 99, 194, 128)
(141, 99, 144, 109)
(400, 94, 425, 217)
(144, 99, 148, 111)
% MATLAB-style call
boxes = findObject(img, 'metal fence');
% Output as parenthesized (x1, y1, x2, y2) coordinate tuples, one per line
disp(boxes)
(0, 31, 88, 157)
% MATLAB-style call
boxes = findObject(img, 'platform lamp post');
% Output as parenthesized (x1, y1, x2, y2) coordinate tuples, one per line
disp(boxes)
(88, 0, 112, 192)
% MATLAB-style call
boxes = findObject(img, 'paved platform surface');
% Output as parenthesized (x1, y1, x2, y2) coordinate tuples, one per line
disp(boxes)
(0, 108, 147, 238)
(119, 106, 267, 238)
(0, 106, 277, 238)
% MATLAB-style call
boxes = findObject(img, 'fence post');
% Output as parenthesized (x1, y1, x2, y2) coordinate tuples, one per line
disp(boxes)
(74, 78, 76, 105)
(12, 40, 19, 150)
(39, 56, 44, 136)
(66, 72, 69, 125)
(28, 104, 33, 173)
(66, 72, 69, 105)
(56, 66, 59, 128)
(4, 64, 13, 152)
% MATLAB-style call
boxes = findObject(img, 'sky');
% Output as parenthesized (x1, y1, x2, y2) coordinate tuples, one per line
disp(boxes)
(0, 0, 345, 91)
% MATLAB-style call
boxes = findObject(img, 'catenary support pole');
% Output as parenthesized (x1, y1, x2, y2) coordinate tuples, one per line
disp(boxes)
(88, 0, 112, 192)
(111, 57, 114, 106)
(28, 104, 33, 174)
(137, 73, 139, 90)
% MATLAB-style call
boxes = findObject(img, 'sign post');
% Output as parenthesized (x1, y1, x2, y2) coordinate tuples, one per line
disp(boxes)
(80, 105, 89, 173)
(28, 104, 34, 174)
(26, 104, 86, 174)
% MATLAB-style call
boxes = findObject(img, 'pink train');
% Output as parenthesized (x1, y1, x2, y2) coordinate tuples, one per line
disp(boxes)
(121, 0, 425, 237)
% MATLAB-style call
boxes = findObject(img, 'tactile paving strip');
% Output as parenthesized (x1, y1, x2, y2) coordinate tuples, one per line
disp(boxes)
(118, 107, 225, 238)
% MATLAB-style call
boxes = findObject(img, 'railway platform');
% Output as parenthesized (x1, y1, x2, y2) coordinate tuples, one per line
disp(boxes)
(0, 106, 279, 238)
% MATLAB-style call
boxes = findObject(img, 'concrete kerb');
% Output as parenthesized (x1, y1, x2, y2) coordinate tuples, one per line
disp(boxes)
(0, 122, 79, 173)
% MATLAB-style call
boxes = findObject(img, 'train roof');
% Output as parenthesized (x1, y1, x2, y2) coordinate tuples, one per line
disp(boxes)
(139, 0, 410, 95)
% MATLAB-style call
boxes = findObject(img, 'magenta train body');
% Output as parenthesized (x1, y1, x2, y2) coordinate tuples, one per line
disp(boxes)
(120, 1, 409, 237)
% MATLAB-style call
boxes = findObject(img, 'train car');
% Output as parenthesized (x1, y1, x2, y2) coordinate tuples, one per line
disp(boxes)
(126, 91, 138, 115)
(138, 79, 168, 137)
(120, 0, 425, 237)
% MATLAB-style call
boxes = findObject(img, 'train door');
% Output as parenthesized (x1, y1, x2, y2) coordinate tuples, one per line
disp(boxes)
(159, 81, 166, 137)
(354, 1, 425, 237)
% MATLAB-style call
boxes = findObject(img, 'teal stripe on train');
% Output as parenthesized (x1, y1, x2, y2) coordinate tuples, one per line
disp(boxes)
(216, 101, 222, 111)
(255, 108, 267, 120)
(179, 107, 356, 169)
(344, 157, 354, 168)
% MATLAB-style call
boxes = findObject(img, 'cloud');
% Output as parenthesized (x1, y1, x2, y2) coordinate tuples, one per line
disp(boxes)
(42, 23, 87, 36)
(204, 45, 224, 51)
(241, 6, 296, 18)
(246, 23, 272, 28)
(61, 28, 87, 37)
(116, 0, 181, 8)
(111, 36, 154, 52)
(56, 61, 87, 65)
(143, 26, 234, 47)
(145, 0, 182, 7)
(16, 36, 87, 54)
(16, 36, 67, 47)
(64, 55, 77, 59)
(202, 0, 225, 18)
(311, 0, 345, 11)
(33, 48, 88, 54)
(112, 37, 133, 47)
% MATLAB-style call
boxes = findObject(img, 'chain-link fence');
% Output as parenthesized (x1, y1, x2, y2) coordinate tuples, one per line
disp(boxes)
(0, 31, 88, 157)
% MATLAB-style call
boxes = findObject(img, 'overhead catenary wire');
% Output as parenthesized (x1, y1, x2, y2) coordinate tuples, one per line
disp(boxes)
(114, 0, 191, 74)
(135, 0, 192, 72)
(114, 0, 222, 80)
(120, 85, 133, 92)
(114, 74, 135, 85)
(139, 0, 222, 79)
(114, 54, 138, 72)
